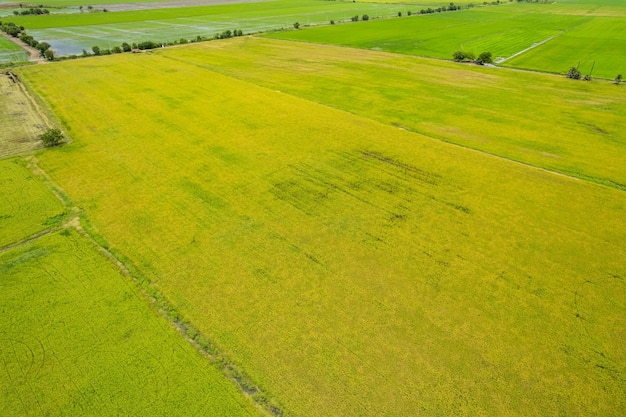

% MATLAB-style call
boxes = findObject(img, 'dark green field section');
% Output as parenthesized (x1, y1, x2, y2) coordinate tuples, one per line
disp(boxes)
(0, 229, 262, 417)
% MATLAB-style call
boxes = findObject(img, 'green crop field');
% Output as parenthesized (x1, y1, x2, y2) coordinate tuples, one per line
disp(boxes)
(0, 159, 65, 247)
(503, 15, 626, 78)
(0, 36, 28, 64)
(15, 39, 626, 416)
(267, 2, 626, 79)
(164, 38, 626, 190)
(4, 0, 409, 55)
(0, 154, 264, 416)
(0, 230, 263, 416)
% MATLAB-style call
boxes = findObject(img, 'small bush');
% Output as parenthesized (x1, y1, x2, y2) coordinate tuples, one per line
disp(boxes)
(41, 128, 64, 148)
(566, 66, 581, 80)
(362, 14, 369, 21)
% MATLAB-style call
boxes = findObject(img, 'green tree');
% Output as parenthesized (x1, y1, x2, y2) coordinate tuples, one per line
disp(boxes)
(477, 51, 493, 64)
(566, 66, 581, 80)
(293, 22, 300, 29)
(44, 48, 54, 61)
(615, 74, 622, 85)
(453, 50, 466, 61)
(121, 42, 131, 52)
(40, 128, 64, 147)
(362, 14, 369, 21)
(36, 42, 50, 56)
(92, 45, 100, 55)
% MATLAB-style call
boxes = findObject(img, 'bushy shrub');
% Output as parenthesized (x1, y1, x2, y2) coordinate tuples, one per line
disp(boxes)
(41, 128, 64, 147)
(566, 67, 581, 80)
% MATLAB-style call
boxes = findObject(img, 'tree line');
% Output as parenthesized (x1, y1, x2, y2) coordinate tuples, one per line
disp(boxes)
(0, 21, 54, 60)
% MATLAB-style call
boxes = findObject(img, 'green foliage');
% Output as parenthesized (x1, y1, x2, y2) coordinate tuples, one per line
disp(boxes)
(36, 41, 50, 55)
(40, 128, 64, 147)
(351, 15, 358, 22)
(44, 48, 54, 60)
(477, 51, 493, 64)
(362, 14, 369, 21)
(566, 66, 581, 79)
(453, 50, 475, 62)
(293, 21, 300, 29)
(137, 40, 160, 49)
(91, 45, 100, 55)
(615, 74, 622, 85)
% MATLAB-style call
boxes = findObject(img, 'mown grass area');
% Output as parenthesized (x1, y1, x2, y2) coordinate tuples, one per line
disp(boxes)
(0, 229, 263, 417)
(164, 37, 626, 189)
(0, 158, 65, 247)
(0, 72, 49, 157)
(18, 45, 626, 416)
(267, 2, 625, 79)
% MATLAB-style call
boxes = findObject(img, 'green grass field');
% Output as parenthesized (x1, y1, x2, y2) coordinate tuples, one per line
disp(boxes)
(16, 41, 626, 416)
(0, 152, 264, 416)
(0, 36, 28, 64)
(267, 2, 626, 79)
(503, 15, 626, 78)
(5, 0, 409, 55)
(0, 158, 65, 247)
(164, 37, 626, 189)
(0, 230, 263, 416)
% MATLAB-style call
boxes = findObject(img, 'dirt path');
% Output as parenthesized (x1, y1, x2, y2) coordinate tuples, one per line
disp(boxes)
(0, 31, 43, 62)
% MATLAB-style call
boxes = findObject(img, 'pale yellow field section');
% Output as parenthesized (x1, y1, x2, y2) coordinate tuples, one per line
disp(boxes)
(0, 72, 49, 158)
(18, 42, 626, 417)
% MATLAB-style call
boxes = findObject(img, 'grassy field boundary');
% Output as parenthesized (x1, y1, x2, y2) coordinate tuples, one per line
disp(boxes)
(18, 154, 290, 417)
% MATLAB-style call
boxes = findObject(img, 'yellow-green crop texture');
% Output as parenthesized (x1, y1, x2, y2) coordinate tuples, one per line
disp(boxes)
(0, 229, 263, 416)
(18, 43, 626, 416)
(0, 158, 65, 247)
(163, 38, 626, 190)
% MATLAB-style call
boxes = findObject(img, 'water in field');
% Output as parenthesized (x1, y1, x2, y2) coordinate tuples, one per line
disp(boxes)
(29, 1, 405, 56)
